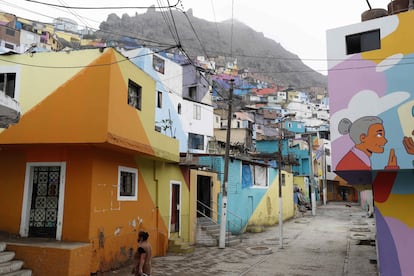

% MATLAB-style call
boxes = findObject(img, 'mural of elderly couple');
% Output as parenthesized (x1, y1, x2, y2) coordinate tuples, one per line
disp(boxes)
(327, 10, 414, 276)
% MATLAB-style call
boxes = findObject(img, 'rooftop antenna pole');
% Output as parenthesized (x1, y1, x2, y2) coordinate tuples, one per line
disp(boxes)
(365, 0, 372, 10)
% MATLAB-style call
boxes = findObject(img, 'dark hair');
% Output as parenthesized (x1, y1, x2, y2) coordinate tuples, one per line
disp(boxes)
(138, 231, 149, 241)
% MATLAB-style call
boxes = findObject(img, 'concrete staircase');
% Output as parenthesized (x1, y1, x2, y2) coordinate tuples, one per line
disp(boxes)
(196, 217, 241, 247)
(167, 236, 195, 254)
(0, 242, 32, 276)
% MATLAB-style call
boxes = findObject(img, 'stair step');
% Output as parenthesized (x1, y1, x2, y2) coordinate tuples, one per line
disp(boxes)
(168, 245, 194, 254)
(168, 238, 195, 254)
(2, 270, 32, 276)
(0, 252, 15, 264)
(0, 260, 24, 275)
(0, 243, 6, 253)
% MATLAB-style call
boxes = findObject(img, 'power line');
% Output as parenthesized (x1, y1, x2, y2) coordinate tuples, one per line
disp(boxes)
(157, 0, 180, 46)
(178, 8, 213, 66)
(230, 0, 234, 59)
(181, 44, 412, 62)
(57, 0, 92, 29)
(22, 0, 181, 10)
(0, 45, 179, 69)
(209, 0, 222, 46)
(0, 0, 179, 47)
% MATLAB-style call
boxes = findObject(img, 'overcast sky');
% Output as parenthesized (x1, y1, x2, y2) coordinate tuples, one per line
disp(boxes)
(1, 0, 392, 74)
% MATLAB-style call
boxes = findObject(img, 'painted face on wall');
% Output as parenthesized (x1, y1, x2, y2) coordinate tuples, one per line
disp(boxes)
(359, 123, 387, 154)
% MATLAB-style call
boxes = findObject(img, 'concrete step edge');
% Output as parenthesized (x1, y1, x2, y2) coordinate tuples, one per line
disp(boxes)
(0, 252, 15, 264)
(0, 260, 24, 275)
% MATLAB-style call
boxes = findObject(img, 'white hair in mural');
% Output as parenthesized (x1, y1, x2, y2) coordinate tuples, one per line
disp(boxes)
(331, 90, 410, 141)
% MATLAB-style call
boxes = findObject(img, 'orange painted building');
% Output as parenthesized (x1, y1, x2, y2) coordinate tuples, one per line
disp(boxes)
(0, 48, 190, 274)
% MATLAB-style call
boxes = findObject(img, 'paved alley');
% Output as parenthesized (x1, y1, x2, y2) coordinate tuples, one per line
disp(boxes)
(112, 202, 378, 276)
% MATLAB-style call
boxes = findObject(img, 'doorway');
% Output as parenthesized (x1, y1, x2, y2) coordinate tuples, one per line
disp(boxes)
(170, 182, 181, 234)
(20, 162, 66, 240)
(197, 175, 212, 217)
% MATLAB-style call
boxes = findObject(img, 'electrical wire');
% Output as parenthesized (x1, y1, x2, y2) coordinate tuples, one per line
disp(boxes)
(0, 45, 179, 69)
(230, 0, 234, 60)
(165, 0, 182, 46)
(57, 0, 92, 29)
(178, 9, 214, 69)
(22, 0, 181, 10)
(156, 0, 180, 46)
(0, 0, 178, 47)
(5, 1, 411, 77)
(210, 0, 222, 45)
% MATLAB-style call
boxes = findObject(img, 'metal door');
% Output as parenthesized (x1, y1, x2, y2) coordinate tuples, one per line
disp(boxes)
(28, 166, 61, 238)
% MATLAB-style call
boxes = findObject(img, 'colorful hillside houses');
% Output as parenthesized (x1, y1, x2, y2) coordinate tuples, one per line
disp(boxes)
(327, 5, 414, 276)
(0, 48, 198, 275)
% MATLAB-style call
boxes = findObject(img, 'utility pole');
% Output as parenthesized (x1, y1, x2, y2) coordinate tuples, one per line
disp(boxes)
(219, 79, 234, 249)
(322, 143, 327, 206)
(278, 127, 284, 249)
(308, 134, 316, 216)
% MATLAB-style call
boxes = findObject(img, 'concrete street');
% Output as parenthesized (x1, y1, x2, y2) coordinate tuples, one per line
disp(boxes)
(111, 202, 378, 276)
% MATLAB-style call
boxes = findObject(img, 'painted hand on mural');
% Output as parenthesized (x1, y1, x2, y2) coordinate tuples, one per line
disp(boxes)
(385, 148, 399, 170)
(403, 130, 414, 155)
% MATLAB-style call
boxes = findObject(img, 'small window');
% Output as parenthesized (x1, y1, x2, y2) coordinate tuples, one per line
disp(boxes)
(189, 86, 197, 100)
(327, 165, 332, 172)
(118, 166, 138, 201)
(177, 103, 181, 114)
(0, 73, 16, 98)
(4, 43, 14, 49)
(152, 55, 165, 74)
(157, 91, 162, 108)
(193, 105, 201, 120)
(5, 28, 15, 37)
(128, 79, 142, 110)
(189, 133, 204, 150)
(281, 173, 286, 186)
(346, 29, 380, 55)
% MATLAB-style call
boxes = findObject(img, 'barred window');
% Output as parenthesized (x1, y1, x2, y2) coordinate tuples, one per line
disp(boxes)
(118, 166, 138, 201)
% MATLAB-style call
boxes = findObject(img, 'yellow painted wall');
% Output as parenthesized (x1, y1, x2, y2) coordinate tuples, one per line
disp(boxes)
(293, 176, 309, 198)
(247, 170, 294, 226)
(189, 169, 220, 244)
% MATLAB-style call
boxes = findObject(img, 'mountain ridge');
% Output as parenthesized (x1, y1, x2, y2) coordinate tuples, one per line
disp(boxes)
(97, 8, 327, 90)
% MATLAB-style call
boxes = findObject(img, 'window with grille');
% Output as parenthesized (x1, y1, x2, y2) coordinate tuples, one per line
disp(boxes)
(118, 166, 138, 201)
(193, 104, 201, 120)
(128, 79, 142, 110)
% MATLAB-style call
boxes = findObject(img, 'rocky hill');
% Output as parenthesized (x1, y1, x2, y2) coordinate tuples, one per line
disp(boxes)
(97, 7, 327, 90)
